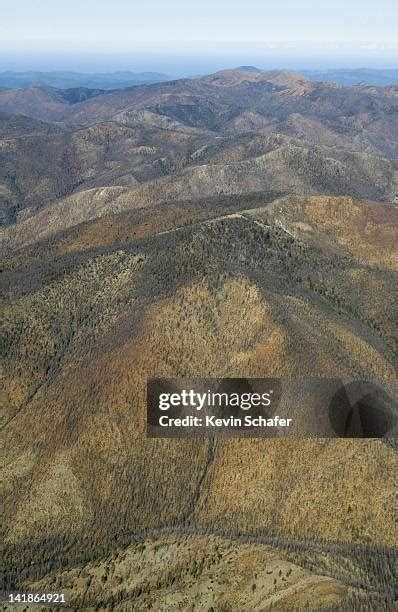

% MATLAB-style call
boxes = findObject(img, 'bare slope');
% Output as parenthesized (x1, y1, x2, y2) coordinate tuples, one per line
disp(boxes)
(1, 69, 397, 229)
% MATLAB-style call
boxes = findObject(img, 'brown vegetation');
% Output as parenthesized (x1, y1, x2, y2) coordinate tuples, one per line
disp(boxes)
(1, 69, 397, 609)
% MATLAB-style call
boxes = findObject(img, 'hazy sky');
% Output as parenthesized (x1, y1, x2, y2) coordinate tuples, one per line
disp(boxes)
(1, 0, 397, 71)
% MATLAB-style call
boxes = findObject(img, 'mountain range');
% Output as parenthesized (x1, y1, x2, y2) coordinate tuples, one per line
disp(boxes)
(0, 68, 396, 229)
(299, 68, 398, 87)
(1, 67, 397, 91)
(0, 70, 172, 90)
(1, 67, 397, 610)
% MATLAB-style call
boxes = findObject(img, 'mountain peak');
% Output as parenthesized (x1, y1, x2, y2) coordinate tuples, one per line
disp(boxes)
(236, 65, 263, 73)
(202, 68, 309, 88)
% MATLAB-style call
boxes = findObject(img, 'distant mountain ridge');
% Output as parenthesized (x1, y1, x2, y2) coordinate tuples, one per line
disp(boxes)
(0, 67, 397, 91)
(236, 66, 398, 86)
(0, 69, 173, 90)
(234, 66, 398, 86)
(299, 68, 398, 86)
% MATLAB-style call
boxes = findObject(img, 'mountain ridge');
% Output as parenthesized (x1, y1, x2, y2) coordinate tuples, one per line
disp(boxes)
(1, 69, 397, 226)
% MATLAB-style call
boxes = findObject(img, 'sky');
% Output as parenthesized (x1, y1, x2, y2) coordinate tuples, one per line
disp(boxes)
(1, 0, 397, 72)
